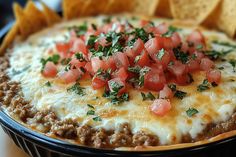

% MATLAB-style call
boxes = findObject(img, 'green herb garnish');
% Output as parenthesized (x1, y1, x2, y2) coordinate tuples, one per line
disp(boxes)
(186, 108, 199, 117)
(45, 81, 52, 87)
(197, 79, 210, 92)
(141, 92, 156, 100)
(173, 47, 189, 64)
(157, 48, 165, 60)
(87, 110, 95, 115)
(87, 104, 95, 109)
(174, 90, 187, 99)
(40, 54, 60, 71)
(68, 24, 88, 36)
(93, 116, 102, 121)
(229, 59, 236, 72)
(162, 25, 181, 37)
(67, 83, 85, 95)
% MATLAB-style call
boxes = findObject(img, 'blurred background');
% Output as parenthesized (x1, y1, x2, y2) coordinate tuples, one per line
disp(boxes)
(0, 0, 61, 29)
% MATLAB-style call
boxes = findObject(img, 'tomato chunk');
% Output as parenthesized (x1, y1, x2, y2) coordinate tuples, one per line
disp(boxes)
(159, 85, 173, 99)
(144, 68, 166, 91)
(42, 62, 57, 78)
(200, 58, 214, 71)
(60, 69, 82, 84)
(71, 38, 88, 55)
(113, 67, 128, 81)
(92, 77, 107, 89)
(150, 99, 171, 116)
(91, 57, 108, 72)
(207, 69, 221, 84)
(113, 52, 129, 68)
(136, 49, 150, 67)
(187, 30, 206, 48)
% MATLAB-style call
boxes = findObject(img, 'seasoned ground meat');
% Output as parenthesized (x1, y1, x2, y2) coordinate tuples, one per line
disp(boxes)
(132, 131, 159, 146)
(76, 125, 93, 145)
(110, 123, 132, 147)
(51, 119, 77, 139)
(91, 128, 108, 148)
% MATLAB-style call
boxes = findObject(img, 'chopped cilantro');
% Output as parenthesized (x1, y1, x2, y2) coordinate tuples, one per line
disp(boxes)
(128, 66, 141, 73)
(102, 16, 112, 23)
(134, 55, 141, 63)
(186, 108, 199, 117)
(141, 92, 156, 100)
(212, 40, 236, 48)
(75, 52, 86, 61)
(157, 48, 165, 60)
(45, 81, 52, 87)
(11, 66, 30, 76)
(91, 23, 97, 30)
(168, 84, 177, 92)
(162, 25, 181, 37)
(103, 91, 129, 104)
(196, 44, 203, 50)
(197, 79, 210, 92)
(173, 47, 189, 64)
(61, 58, 71, 65)
(204, 49, 233, 60)
(218, 66, 224, 70)
(138, 67, 150, 86)
(95, 68, 111, 80)
(93, 116, 102, 121)
(87, 110, 95, 115)
(174, 90, 187, 99)
(87, 35, 98, 47)
(68, 24, 88, 36)
(67, 83, 85, 95)
(191, 54, 197, 60)
(229, 59, 236, 72)
(40, 54, 60, 71)
(87, 104, 95, 109)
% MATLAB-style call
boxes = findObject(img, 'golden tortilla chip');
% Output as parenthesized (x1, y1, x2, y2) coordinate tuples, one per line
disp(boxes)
(156, 0, 172, 18)
(105, 0, 133, 14)
(170, 0, 221, 24)
(13, 3, 33, 38)
(62, 0, 89, 19)
(24, 1, 47, 32)
(81, 0, 110, 16)
(205, 0, 236, 37)
(0, 23, 18, 55)
(131, 0, 159, 16)
(41, 2, 61, 26)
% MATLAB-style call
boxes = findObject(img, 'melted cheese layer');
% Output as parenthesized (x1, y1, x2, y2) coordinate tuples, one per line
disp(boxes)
(7, 15, 236, 145)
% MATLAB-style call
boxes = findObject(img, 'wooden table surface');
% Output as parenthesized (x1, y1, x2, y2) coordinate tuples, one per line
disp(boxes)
(0, 127, 28, 157)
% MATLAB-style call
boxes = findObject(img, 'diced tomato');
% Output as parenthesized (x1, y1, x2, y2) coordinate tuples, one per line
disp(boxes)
(91, 57, 108, 72)
(187, 30, 206, 48)
(42, 62, 57, 78)
(187, 59, 200, 72)
(168, 61, 187, 77)
(97, 36, 109, 47)
(145, 36, 173, 57)
(171, 32, 182, 48)
(206, 69, 221, 84)
(168, 61, 188, 84)
(136, 49, 150, 67)
(108, 78, 126, 94)
(56, 42, 71, 58)
(71, 38, 88, 55)
(193, 51, 205, 61)
(92, 77, 107, 89)
(107, 57, 117, 71)
(113, 52, 129, 68)
(113, 67, 128, 81)
(159, 85, 173, 99)
(153, 49, 171, 68)
(140, 20, 150, 27)
(101, 23, 113, 34)
(84, 62, 93, 74)
(144, 68, 166, 91)
(200, 57, 214, 71)
(150, 99, 171, 116)
(133, 38, 145, 55)
(70, 58, 86, 69)
(153, 23, 169, 35)
(60, 69, 82, 84)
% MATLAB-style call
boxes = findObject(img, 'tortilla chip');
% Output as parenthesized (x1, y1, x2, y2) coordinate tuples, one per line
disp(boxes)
(130, 0, 159, 16)
(170, 0, 221, 24)
(24, 1, 47, 32)
(217, 0, 236, 38)
(0, 23, 18, 55)
(13, 3, 33, 38)
(41, 2, 61, 26)
(105, 0, 133, 14)
(81, 0, 110, 16)
(156, 0, 172, 18)
(62, 0, 89, 19)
